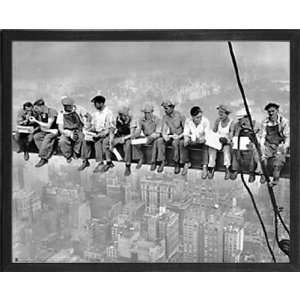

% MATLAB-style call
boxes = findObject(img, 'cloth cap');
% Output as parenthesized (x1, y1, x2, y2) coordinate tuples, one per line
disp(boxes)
(235, 107, 252, 119)
(61, 96, 75, 106)
(264, 102, 280, 111)
(141, 103, 154, 113)
(118, 106, 130, 115)
(161, 100, 175, 108)
(91, 95, 106, 103)
(217, 104, 231, 114)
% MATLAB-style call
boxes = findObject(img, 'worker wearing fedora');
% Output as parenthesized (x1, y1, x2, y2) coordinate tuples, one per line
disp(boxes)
(132, 103, 163, 171)
(78, 95, 114, 172)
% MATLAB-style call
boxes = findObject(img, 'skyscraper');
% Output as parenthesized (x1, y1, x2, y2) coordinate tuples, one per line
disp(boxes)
(223, 225, 244, 263)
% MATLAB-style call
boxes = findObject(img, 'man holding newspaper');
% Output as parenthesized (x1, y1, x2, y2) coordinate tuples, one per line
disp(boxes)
(131, 103, 163, 172)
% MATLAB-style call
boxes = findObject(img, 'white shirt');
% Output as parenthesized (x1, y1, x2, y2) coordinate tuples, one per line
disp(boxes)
(183, 116, 210, 141)
(91, 106, 114, 132)
(217, 119, 233, 139)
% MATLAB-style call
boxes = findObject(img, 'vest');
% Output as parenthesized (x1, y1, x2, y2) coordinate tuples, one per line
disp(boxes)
(63, 111, 83, 130)
(266, 124, 284, 146)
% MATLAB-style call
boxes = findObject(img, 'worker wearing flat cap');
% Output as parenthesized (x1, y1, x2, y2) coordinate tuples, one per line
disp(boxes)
(78, 94, 114, 172)
(230, 107, 261, 183)
(30, 98, 59, 168)
(131, 103, 163, 171)
(160, 99, 187, 174)
(260, 102, 289, 186)
(207, 104, 235, 180)
(103, 105, 135, 176)
(57, 96, 90, 163)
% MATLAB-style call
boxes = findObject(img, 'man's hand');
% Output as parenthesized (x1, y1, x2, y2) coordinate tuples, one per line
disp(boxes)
(219, 137, 228, 145)
(172, 134, 180, 140)
(183, 137, 190, 147)
(29, 116, 37, 123)
(72, 131, 79, 141)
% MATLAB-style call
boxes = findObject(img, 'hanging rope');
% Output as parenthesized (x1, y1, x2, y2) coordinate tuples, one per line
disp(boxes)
(229, 41, 290, 260)
(237, 130, 276, 262)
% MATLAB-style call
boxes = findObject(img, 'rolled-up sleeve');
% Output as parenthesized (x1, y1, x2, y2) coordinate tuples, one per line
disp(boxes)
(282, 118, 290, 147)
(183, 119, 191, 137)
(105, 110, 115, 130)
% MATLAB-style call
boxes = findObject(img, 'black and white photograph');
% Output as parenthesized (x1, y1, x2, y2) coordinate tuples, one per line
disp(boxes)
(9, 38, 291, 265)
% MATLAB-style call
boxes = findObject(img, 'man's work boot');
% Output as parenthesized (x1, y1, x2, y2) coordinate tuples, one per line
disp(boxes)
(174, 163, 180, 175)
(24, 152, 30, 161)
(208, 167, 215, 179)
(66, 157, 72, 164)
(93, 162, 104, 173)
(101, 162, 115, 173)
(260, 174, 266, 184)
(181, 163, 190, 176)
(230, 170, 238, 180)
(136, 158, 143, 169)
(150, 163, 157, 171)
(157, 161, 165, 173)
(202, 165, 208, 179)
(224, 167, 230, 180)
(271, 167, 281, 186)
(248, 173, 256, 183)
(78, 160, 90, 171)
(124, 164, 131, 176)
(35, 158, 48, 168)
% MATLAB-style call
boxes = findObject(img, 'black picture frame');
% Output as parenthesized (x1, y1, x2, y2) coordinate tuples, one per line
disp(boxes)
(1, 29, 300, 272)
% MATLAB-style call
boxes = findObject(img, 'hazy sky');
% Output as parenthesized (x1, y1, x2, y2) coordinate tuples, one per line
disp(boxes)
(13, 41, 289, 80)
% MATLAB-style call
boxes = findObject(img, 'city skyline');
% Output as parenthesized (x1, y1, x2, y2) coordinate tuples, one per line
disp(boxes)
(12, 153, 290, 263)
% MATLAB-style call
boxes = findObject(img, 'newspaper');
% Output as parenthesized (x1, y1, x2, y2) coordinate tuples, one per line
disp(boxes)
(84, 130, 97, 141)
(205, 130, 222, 150)
(131, 137, 148, 145)
(232, 136, 251, 150)
(16, 125, 34, 134)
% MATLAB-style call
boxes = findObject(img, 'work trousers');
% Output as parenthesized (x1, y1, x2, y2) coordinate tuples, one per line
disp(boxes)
(15, 132, 34, 153)
(81, 136, 110, 163)
(162, 138, 188, 165)
(58, 131, 84, 159)
(262, 141, 286, 170)
(110, 137, 131, 164)
(231, 149, 259, 173)
(183, 139, 209, 165)
(208, 145, 231, 168)
(133, 136, 164, 163)
(33, 131, 58, 160)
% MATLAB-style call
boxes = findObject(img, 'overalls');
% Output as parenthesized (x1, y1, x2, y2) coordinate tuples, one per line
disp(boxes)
(59, 111, 84, 159)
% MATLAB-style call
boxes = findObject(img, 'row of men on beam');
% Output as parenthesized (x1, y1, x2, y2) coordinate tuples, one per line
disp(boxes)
(15, 95, 289, 186)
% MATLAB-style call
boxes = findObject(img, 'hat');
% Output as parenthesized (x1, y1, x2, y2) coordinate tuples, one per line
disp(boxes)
(235, 107, 251, 119)
(141, 103, 154, 113)
(33, 98, 45, 106)
(91, 95, 106, 104)
(217, 104, 231, 114)
(118, 106, 130, 115)
(264, 102, 280, 111)
(161, 100, 175, 108)
(61, 96, 75, 106)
